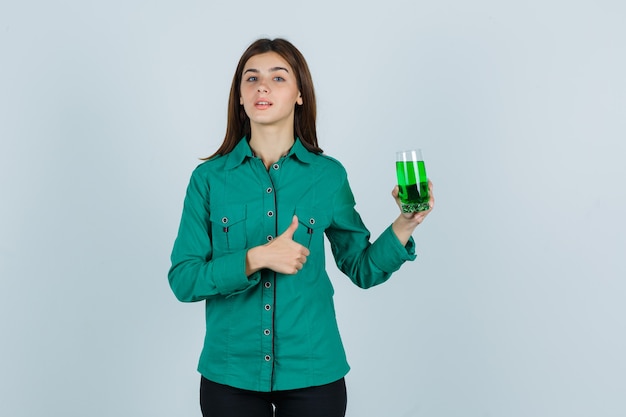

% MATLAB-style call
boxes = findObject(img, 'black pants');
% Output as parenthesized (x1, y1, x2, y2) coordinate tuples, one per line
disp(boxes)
(200, 376, 347, 417)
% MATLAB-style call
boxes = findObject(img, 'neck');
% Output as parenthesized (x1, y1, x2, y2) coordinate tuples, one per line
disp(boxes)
(249, 125, 295, 169)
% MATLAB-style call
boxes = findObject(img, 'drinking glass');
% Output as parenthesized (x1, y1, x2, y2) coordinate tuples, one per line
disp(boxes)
(396, 149, 430, 212)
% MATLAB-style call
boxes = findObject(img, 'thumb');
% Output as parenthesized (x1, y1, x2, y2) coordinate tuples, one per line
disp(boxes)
(280, 215, 299, 239)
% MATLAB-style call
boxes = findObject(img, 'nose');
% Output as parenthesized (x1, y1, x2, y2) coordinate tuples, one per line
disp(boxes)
(257, 84, 269, 93)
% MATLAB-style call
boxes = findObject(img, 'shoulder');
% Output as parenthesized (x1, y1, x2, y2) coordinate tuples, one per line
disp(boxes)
(183, 155, 228, 192)
(190, 154, 227, 177)
(308, 153, 348, 178)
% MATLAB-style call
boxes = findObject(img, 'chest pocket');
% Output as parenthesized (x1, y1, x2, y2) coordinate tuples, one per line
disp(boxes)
(209, 205, 247, 252)
(294, 207, 329, 248)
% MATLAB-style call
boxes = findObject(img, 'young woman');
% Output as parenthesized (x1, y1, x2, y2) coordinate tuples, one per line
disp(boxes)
(168, 38, 434, 417)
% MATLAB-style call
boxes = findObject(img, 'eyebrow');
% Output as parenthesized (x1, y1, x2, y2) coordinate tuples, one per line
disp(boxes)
(243, 66, 290, 74)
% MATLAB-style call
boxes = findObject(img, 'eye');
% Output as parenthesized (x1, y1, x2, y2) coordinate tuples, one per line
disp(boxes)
(273, 76, 285, 82)
(245, 76, 258, 82)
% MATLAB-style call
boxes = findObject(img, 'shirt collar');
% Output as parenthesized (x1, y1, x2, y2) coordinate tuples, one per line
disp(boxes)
(224, 137, 315, 169)
(288, 137, 316, 164)
(224, 137, 254, 170)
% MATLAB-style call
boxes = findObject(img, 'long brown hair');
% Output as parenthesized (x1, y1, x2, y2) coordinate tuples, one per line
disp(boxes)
(206, 38, 322, 159)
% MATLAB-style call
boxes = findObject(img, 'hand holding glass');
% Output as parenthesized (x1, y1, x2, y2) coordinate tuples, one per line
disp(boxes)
(396, 149, 430, 212)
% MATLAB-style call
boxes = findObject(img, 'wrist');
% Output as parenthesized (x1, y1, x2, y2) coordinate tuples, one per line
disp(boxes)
(394, 214, 419, 230)
(246, 246, 266, 275)
(392, 215, 420, 246)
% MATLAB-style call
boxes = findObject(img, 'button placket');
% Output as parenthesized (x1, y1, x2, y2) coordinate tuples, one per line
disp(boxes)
(254, 161, 279, 390)
(261, 294, 274, 371)
(260, 173, 277, 382)
(263, 178, 277, 242)
(260, 276, 274, 374)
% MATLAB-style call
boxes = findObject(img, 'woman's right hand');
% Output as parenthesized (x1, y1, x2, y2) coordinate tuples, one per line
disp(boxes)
(245, 215, 310, 275)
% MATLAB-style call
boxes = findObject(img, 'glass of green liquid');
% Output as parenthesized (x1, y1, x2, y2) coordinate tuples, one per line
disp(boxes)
(396, 149, 430, 212)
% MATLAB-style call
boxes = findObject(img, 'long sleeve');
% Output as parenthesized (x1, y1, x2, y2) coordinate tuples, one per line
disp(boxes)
(325, 174, 417, 289)
(168, 167, 261, 302)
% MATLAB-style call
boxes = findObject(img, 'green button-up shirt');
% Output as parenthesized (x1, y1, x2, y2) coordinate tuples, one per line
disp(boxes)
(168, 137, 417, 392)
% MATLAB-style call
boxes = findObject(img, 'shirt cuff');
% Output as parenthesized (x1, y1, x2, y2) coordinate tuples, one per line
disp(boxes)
(369, 225, 417, 272)
(211, 250, 260, 295)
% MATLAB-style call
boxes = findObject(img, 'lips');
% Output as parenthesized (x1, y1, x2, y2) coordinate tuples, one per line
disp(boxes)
(255, 99, 273, 109)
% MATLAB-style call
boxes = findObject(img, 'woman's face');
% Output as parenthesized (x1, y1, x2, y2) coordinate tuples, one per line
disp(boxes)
(239, 51, 303, 131)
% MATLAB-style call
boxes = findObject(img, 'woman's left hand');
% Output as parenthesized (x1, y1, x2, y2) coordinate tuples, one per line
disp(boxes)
(391, 180, 434, 245)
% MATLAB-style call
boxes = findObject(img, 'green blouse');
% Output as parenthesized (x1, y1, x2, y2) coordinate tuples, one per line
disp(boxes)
(168, 137, 416, 392)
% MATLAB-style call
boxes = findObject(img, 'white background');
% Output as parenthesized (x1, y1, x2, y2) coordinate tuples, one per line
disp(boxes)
(1, 1, 625, 416)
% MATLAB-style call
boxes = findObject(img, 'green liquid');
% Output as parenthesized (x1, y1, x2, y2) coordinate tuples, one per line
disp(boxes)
(396, 160, 429, 212)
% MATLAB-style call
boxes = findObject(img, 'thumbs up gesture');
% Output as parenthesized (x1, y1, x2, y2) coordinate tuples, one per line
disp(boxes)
(278, 214, 301, 241)
(245, 215, 311, 275)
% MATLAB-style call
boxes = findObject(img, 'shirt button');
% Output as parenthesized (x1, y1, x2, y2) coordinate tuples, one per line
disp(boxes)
(264, 329, 271, 336)
(267, 210, 274, 217)
(272, 163, 280, 170)
(264, 282, 271, 288)
(266, 187, 273, 193)
(266, 235, 274, 242)
(221, 217, 228, 224)
(264, 304, 271, 311)
(309, 218, 315, 225)
(265, 355, 272, 362)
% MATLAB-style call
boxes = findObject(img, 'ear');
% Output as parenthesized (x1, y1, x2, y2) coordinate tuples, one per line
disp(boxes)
(296, 93, 303, 106)
(240, 97, 243, 105)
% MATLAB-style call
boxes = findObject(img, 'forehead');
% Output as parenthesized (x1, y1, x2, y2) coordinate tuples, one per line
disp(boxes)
(243, 51, 294, 72)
